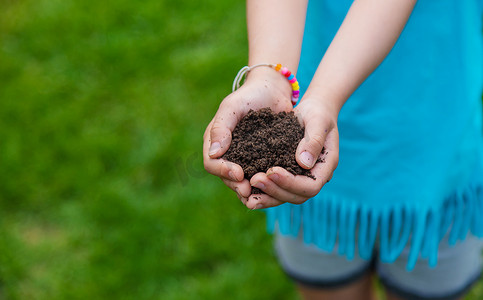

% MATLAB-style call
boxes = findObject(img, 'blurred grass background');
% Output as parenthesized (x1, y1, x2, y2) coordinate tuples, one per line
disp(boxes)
(0, 0, 482, 299)
(0, 0, 295, 298)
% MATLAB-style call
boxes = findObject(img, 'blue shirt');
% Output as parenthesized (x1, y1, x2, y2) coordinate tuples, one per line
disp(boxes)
(266, 0, 483, 270)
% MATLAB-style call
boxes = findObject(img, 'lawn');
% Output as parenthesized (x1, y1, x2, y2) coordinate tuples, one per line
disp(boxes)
(0, 0, 481, 299)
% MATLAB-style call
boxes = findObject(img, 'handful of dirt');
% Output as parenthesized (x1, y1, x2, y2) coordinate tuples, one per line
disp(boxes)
(222, 108, 322, 194)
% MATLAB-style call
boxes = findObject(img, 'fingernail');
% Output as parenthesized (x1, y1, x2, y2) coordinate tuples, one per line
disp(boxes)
(228, 171, 238, 181)
(300, 151, 314, 168)
(253, 182, 265, 190)
(209, 142, 221, 156)
(255, 204, 263, 210)
(268, 173, 280, 182)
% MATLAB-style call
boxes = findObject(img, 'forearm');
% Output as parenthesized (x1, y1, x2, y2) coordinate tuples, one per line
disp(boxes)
(305, 0, 417, 114)
(246, 0, 308, 81)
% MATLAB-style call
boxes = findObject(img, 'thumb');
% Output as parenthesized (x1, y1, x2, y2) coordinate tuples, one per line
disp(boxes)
(208, 105, 240, 158)
(295, 116, 330, 169)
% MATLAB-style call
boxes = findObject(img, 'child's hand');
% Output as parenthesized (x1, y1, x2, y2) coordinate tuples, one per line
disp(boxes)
(245, 97, 339, 209)
(203, 67, 293, 205)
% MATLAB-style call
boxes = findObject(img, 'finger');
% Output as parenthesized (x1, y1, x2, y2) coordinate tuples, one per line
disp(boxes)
(246, 193, 285, 210)
(270, 133, 338, 196)
(208, 100, 242, 158)
(250, 172, 309, 204)
(320, 127, 339, 179)
(266, 165, 325, 198)
(203, 123, 244, 181)
(295, 113, 333, 169)
(311, 127, 339, 184)
(204, 157, 244, 182)
(221, 178, 251, 198)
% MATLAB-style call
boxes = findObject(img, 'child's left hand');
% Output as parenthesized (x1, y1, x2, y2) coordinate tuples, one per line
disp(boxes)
(245, 97, 340, 209)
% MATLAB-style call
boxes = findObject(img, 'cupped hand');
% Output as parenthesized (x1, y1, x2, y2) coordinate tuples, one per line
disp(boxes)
(245, 97, 340, 209)
(203, 67, 293, 205)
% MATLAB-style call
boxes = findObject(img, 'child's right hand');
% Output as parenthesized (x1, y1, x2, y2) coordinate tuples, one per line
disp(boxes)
(203, 67, 293, 205)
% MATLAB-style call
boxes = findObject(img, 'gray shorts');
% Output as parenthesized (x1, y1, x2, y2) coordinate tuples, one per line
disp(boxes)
(275, 231, 483, 300)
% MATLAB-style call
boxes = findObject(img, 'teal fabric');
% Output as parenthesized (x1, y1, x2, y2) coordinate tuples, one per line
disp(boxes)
(266, 0, 483, 271)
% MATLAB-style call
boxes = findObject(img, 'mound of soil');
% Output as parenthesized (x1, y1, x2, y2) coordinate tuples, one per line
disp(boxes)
(222, 108, 323, 194)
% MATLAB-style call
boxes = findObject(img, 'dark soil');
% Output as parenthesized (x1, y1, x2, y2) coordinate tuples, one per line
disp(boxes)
(222, 108, 324, 194)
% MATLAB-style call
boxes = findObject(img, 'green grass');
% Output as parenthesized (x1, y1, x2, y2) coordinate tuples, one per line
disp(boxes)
(0, 0, 481, 299)
(0, 0, 296, 299)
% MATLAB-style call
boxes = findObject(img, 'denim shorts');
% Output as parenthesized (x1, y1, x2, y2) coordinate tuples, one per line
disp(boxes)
(275, 230, 483, 300)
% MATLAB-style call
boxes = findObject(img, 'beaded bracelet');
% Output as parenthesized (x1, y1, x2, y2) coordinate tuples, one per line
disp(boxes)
(232, 63, 300, 106)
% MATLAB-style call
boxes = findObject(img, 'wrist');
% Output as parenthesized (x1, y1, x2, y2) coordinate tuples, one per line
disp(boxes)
(302, 87, 344, 118)
(245, 66, 293, 101)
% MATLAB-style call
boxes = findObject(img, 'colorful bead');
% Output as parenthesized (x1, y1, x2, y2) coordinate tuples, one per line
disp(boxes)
(271, 64, 300, 106)
(233, 63, 300, 107)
